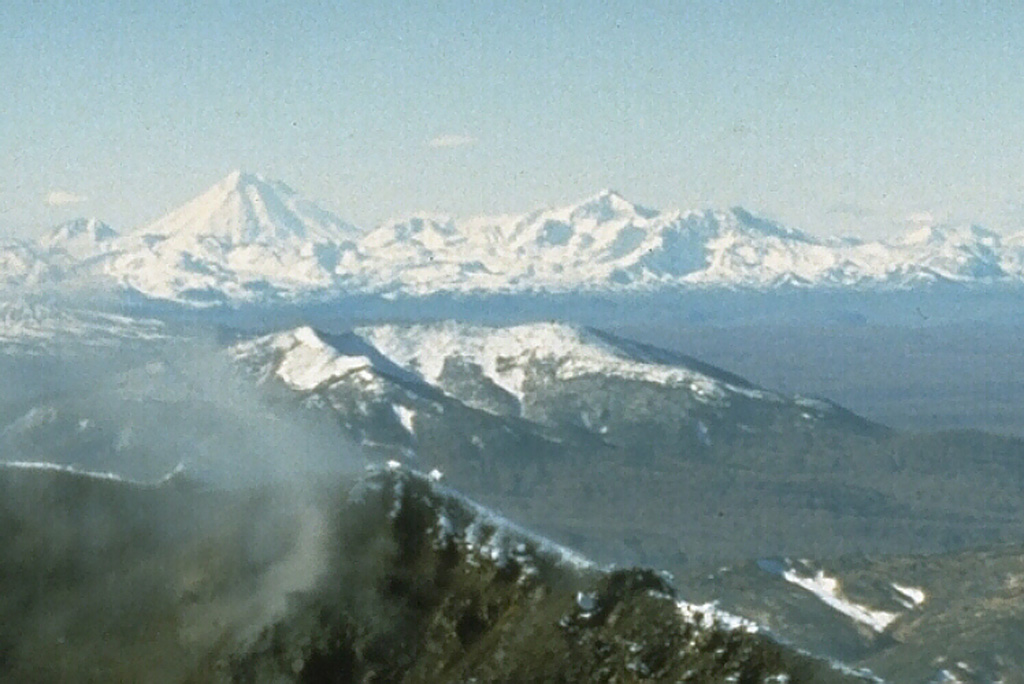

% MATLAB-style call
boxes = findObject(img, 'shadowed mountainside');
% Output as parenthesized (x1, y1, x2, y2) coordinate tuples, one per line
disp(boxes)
(0, 464, 874, 683)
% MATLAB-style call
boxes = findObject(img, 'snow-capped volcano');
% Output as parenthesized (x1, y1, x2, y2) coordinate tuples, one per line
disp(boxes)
(502, 190, 666, 271)
(104, 171, 363, 303)
(135, 171, 359, 246)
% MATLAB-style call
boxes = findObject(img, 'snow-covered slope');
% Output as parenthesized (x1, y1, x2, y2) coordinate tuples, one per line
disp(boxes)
(234, 321, 774, 415)
(354, 321, 886, 446)
(232, 325, 389, 393)
(354, 193, 1019, 294)
(6, 173, 1024, 304)
(356, 320, 765, 406)
(231, 321, 877, 452)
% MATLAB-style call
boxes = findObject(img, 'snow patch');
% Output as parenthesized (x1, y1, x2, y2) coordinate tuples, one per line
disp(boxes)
(394, 404, 416, 435)
(892, 582, 927, 608)
(676, 600, 760, 633)
(783, 569, 900, 633)
(233, 326, 374, 391)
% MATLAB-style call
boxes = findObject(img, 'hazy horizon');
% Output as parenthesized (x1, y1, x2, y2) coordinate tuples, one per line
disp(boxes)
(5, 2, 1024, 239)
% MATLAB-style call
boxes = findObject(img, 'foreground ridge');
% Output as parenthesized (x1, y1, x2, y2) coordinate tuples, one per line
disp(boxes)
(0, 462, 879, 682)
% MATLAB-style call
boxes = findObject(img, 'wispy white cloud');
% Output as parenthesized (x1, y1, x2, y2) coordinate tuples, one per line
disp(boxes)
(46, 190, 88, 206)
(427, 134, 477, 149)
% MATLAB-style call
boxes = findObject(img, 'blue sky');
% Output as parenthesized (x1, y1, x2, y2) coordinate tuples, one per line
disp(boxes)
(3, 1, 1024, 238)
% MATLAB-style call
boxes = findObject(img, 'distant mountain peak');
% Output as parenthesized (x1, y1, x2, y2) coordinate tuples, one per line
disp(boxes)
(568, 189, 659, 221)
(222, 168, 254, 185)
(137, 171, 359, 246)
(899, 222, 1001, 247)
(42, 218, 118, 246)
(39, 218, 120, 261)
(590, 187, 628, 203)
(216, 169, 296, 196)
(727, 207, 812, 241)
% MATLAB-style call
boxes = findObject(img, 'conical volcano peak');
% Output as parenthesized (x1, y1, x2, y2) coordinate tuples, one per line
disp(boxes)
(216, 170, 295, 196)
(138, 171, 359, 245)
(219, 169, 250, 188)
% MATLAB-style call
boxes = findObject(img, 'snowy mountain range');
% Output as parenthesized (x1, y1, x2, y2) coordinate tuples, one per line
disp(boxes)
(6, 170, 1024, 304)
(231, 320, 875, 449)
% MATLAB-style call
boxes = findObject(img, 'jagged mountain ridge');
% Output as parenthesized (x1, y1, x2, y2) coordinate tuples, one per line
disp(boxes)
(232, 320, 876, 447)
(0, 461, 877, 682)
(226, 321, 1024, 577)
(6, 172, 1024, 304)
